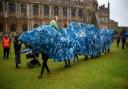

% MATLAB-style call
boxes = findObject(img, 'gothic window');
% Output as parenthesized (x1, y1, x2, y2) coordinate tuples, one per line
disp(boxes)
(22, 24, 27, 32)
(71, 8, 76, 17)
(8, 3, 16, 13)
(64, 0, 68, 2)
(44, 6, 49, 17)
(88, 12, 91, 16)
(35, 0, 40, 2)
(0, 23, 3, 32)
(10, 24, 16, 32)
(21, 4, 27, 16)
(63, 7, 67, 17)
(0, 2, 3, 12)
(54, 7, 59, 16)
(54, 0, 58, 2)
(78, 8, 83, 18)
(33, 4, 39, 16)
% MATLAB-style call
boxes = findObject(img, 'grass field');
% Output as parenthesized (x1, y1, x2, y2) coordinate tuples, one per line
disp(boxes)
(0, 42, 128, 89)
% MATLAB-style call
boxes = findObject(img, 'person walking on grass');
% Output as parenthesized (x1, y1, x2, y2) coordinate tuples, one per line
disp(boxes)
(38, 52, 50, 78)
(2, 34, 10, 59)
(116, 34, 120, 47)
(14, 35, 22, 68)
(121, 36, 126, 49)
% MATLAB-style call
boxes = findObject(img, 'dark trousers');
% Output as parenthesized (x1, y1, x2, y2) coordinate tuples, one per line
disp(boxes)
(15, 52, 21, 67)
(64, 60, 70, 67)
(40, 53, 50, 75)
(117, 41, 120, 47)
(122, 40, 126, 49)
(3, 47, 10, 59)
(40, 58, 50, 75)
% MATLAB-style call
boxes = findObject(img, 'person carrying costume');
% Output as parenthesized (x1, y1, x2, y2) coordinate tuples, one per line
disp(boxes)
(38, 52, 50, 78)
(121, 35, 126, 49)
(116, 34, 120, 47)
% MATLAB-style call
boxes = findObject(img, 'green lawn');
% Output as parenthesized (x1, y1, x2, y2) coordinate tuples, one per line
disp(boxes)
(0, 42, 128, 89)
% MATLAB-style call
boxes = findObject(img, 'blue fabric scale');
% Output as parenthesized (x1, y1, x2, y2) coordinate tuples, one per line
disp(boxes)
(19, 22, 114, 62)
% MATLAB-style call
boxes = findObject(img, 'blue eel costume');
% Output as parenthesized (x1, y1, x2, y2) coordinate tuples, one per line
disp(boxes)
(19, 22, 114, 62)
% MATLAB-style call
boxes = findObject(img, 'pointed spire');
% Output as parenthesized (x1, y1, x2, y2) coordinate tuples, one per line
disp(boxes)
(108, 0, 110, 9)
(108, 0, 110, 29)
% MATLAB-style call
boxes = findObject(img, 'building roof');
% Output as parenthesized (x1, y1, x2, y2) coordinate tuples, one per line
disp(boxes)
(118, 26, 128, 30)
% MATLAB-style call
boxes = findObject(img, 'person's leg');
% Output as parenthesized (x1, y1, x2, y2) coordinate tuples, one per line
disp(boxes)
(73, 55, 79, 63)
(84, 55, 88, 61)
(126, 42, 128, 47)
(104, 48, 107, 53)
(39, 53, 47, 78)
(3, 48, 6, 59)
(67, 60, 70, 67)
(122, 41, 125, 49)
(64, 60, 67, 68)
(44, 59, 50, 74)
(117, 41, 119, 47)
(39, 57, 50, 78)
(5, 48, 8, 59)
(15, 53, 19, 68)
(102, 48, 105, 53)
(122, 45, 124, 49)
(107, 49, 110, 53)
(39, 61, 45, 78)
(41, 64, 45, 75)
(76, 55, 79, 63)
(73, 55, 76, 63)
(7, 48, 9, 59)
(124, 40, 126, 48)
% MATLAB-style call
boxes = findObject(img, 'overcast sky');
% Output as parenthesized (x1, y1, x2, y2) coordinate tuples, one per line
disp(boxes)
(97, 0, 128, 26)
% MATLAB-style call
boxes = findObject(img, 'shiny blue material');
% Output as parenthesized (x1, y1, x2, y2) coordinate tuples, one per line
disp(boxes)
(19, 22, 114, 62)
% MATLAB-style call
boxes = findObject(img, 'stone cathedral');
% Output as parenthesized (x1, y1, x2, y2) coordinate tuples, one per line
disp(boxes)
(0, 0, 98, 33)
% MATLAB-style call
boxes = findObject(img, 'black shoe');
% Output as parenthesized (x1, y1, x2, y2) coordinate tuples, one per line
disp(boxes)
(16, 66, 20, 69)
(67, 65, 71, 68)
(38, 75, 43, 79)
(16, 64, 20, 69)
(64, 65, 67, 68)
(47, 72, 51, 75)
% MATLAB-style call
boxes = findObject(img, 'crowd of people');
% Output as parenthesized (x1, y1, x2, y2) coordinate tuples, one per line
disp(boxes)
(115, 33, 128, 49)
